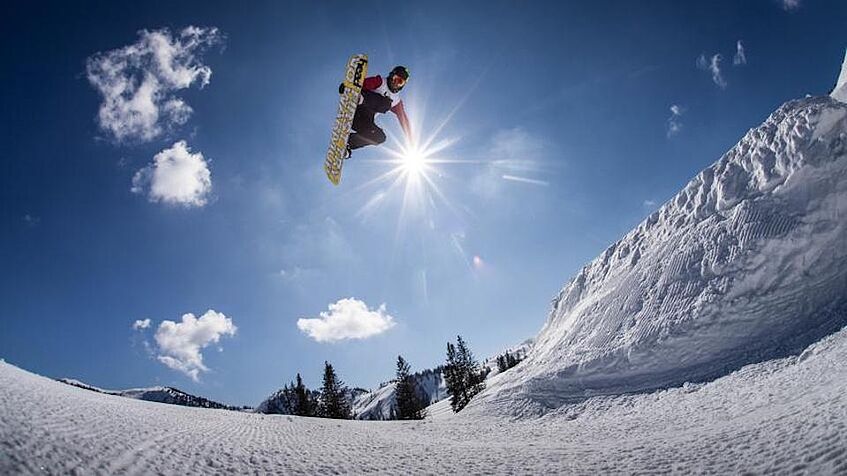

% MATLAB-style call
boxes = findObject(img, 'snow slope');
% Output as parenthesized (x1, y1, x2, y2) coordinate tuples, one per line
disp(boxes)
(478, 94, 847, 415)
(832, 48, 847, 102)
(352, 381, 399, 419)
(2, 325, 847, 473)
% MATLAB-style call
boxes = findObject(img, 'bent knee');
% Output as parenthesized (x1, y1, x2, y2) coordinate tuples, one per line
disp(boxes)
(373, 129, 386, 144)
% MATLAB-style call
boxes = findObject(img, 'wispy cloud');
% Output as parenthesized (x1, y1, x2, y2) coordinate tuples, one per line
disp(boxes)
(667, 104, 685, 137)
(153, 310, 237, 381)
(297, 298, 396, 343)
(733, 41, 747, 66)
(501, 175, 549, 186)
(22, 214, 40, 227)
(132, 318, 151, 330)
(471, 128, 549, 198)
(697, 53, 727, 89)
(277, 217, 360, 286)
(86, 26, 222, 142)
(780, 0, 801, 11)
(132, 140, 212, 207)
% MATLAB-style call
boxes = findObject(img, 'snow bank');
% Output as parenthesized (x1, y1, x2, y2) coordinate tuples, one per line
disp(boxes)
(478, 94, 847, 414)
(832, 48, 847, 103)
(3, 325, 847, 473)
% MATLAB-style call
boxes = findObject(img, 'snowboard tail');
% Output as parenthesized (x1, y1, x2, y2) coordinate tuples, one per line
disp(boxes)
(324, 54, 368, 185)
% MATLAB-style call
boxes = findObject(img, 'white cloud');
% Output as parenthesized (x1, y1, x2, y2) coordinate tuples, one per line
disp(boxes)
(667, 104, 685, 137)
(132, 318, 151, 330)
(132, 140, 212, 207)
(154, 310, 236, 381)
(781, 0, 800, 10)
(297, 298, 396, 343)
(86, 26, 222, 142)
(733, 41, 747, 66)
(697, 53, 727, 89)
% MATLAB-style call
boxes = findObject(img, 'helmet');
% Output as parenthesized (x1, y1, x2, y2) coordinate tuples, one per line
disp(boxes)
(390, 65, 410, 80)
(388, 65, 410, 92)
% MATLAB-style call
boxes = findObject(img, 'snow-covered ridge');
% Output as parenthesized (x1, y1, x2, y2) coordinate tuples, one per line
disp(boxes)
(478, 94, 847, 415)
(58, 378, 240, 410)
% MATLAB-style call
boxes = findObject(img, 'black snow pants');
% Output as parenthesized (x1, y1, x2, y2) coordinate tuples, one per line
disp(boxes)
(347, 90, 392, 150)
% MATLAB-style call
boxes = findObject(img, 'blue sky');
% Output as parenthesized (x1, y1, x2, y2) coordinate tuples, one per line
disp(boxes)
(1, 0, 846, 406)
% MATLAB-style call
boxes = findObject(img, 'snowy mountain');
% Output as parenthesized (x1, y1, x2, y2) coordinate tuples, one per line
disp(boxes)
(58, 378, 241, 410)
(353, 367, 448, 420)
(477, 70, 847, 415)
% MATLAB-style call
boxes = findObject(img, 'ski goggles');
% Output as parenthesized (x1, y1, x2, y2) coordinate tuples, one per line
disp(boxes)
(390, 74, 407, 88)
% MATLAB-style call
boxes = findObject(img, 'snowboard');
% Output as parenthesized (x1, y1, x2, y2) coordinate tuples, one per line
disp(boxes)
(324, 54, 368, 185)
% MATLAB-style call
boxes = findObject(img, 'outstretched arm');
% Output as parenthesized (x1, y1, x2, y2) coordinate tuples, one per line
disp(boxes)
(391, 101, 412, 141)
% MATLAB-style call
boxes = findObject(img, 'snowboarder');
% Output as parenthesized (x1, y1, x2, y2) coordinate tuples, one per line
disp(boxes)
(343, 65, 412, 158)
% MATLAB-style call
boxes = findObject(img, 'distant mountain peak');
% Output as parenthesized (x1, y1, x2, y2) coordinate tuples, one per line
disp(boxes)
(58, 378, 240, 411)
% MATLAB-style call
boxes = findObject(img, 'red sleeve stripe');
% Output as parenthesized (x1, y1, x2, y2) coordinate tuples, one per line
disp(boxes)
(363, 75, 383, 91)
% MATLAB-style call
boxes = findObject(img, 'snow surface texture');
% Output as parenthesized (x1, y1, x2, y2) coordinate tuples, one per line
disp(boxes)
(832, 48, 847, 103)
(477, 95, 847, 415)
(2, 326, 847, 473)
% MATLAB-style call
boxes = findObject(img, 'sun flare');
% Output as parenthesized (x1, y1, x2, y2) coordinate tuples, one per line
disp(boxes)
(350, 94, 475, 245)
(400, 147, 428, 177)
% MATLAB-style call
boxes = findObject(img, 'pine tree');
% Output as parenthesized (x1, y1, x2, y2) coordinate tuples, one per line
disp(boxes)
(270, 382, 297, 414)
(507, 351, 520, 369)
(444, 335, 486, 413)
(496, 351, 521, 373)
(318, 361, 352, 419)
(393, 355, 426, 420)
(497, 354, 507, 373)
(444, 341, 463, 412)
(456, 335, 485, 401)
(293, 373, 313, 417)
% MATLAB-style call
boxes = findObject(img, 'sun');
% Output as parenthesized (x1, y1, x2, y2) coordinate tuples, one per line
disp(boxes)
(349, 93, 474, 241)
(400, 147, 428, 177)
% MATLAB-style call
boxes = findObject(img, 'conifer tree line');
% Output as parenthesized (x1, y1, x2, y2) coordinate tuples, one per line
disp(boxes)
(260, 355, 430, 420)
(496, 350, 523, 373)
(264, 373, 317, 416)
(260, 362, 352, 419)
(443, 335, 486, 413)
(259, 336, 490, 418)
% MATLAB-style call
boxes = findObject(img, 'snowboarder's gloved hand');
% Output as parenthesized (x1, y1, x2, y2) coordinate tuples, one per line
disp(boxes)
(338, 83, 345, 94)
